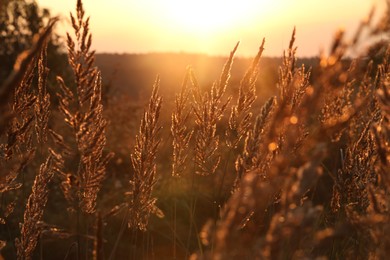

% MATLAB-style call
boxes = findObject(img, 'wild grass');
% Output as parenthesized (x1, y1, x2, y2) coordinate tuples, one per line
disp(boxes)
(0, 0, 389, 259)
(128, 79, 163, 231)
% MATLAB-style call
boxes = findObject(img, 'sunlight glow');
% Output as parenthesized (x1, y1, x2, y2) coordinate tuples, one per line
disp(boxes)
(37, 0, 382, 56)
(156, 0, 277, 35)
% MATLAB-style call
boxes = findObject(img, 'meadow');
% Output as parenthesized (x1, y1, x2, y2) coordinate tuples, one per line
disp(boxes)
(0, 0, 389, 259)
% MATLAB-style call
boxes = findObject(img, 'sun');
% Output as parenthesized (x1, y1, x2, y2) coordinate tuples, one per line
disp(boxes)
(158, 0, 275, 35)
(165, 1, 240, 33)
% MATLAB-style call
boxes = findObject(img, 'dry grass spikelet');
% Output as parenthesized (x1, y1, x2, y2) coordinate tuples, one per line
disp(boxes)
(68, 0, 95, 106)
(54, 0, 112, 213)
(15, 151, 62, 260)
(278, 27, 297, 101)
(191, 43, 238, 175)
(0, 20, 59, 225)
(128, 78, 163, 231)
(235, 96, 275, 185)
(227, 38, 265, 148)
(171, 70, 193, 177)
(34, 45, 50, 145)
(79, 71, 113, 213)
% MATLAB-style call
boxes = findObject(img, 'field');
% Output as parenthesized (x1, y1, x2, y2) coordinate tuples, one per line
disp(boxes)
(0, 0, 389, 259)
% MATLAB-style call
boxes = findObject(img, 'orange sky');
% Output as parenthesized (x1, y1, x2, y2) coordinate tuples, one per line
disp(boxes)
(37, 0, 384, 57)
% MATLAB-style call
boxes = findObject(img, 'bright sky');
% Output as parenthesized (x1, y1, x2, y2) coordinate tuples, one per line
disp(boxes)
(37, 0, 384, 57)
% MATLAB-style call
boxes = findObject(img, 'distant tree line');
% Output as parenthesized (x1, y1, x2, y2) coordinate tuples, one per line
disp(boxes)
(0, 0, 68, 84)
